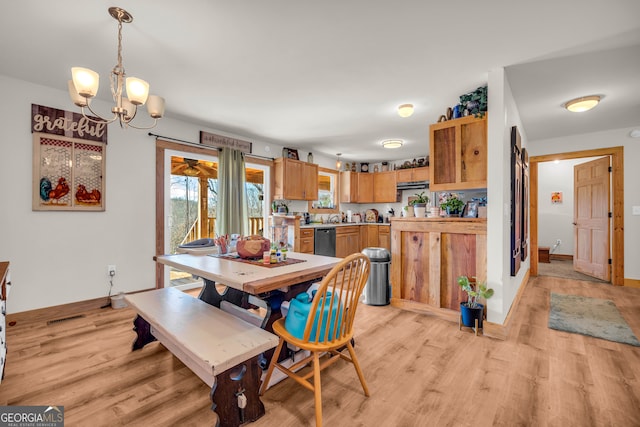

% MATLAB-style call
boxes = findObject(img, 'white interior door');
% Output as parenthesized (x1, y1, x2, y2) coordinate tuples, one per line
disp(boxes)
(573, 156, 610, 281)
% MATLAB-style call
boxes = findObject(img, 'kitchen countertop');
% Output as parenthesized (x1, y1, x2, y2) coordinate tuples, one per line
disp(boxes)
(300, 222, 391, 228)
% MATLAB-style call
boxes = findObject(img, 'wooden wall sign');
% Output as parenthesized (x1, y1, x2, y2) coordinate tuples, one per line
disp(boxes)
(31, 104, 106, 211)
(200, 131, 252, 154)
(31, 104, 107, 143)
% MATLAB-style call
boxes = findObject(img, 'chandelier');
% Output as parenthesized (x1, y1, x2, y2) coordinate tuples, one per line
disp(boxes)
(67, 7, 165, 129)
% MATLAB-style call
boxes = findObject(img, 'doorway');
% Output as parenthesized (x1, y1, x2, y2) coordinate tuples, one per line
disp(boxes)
(530, 146, 624, 286)
(155, 139, 273, 289)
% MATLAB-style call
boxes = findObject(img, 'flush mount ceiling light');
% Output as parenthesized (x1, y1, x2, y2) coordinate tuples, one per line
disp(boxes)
(336, 153, 342, 169)
(629, 129, 640, 138)
(564, 95, 600, 113)
(382, 139, 403, 149)
(68, 7, 165, 129)
(397, 104, 414, 118)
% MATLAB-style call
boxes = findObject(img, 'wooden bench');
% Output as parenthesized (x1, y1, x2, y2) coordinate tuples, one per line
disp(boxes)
(125, 287, 279, 427)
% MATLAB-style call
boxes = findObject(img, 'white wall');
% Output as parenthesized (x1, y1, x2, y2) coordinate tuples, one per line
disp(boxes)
(485, 67, 530, 325)
(0, 75, 304, 313)
(537, 157, 600, 255)
(528, 127, 640, 280)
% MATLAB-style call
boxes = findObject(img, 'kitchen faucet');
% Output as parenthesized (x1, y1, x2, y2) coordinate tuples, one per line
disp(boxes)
(327, 214, 341, 224)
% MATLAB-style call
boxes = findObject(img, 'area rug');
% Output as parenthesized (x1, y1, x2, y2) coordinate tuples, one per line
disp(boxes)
(549, 293, 640, 346)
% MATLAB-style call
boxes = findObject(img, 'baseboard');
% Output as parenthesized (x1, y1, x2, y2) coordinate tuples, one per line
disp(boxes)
(6, 288, 154, 326)
(550, 254, 573, 261)
(624, 278, 640, 289)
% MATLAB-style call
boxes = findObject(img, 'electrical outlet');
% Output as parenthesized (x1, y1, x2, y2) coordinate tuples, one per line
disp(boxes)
(556, 239, 561, 245)
(107, 265, 116, 277)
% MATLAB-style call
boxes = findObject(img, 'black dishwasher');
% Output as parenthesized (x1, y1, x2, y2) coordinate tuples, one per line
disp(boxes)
(314, 227, 336, 257)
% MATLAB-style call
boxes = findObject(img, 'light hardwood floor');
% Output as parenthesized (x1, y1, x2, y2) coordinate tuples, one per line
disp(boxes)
(1, 275, 639, 426)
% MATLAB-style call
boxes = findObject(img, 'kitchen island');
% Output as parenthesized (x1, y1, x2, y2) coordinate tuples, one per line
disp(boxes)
(390, 217, 487, 323)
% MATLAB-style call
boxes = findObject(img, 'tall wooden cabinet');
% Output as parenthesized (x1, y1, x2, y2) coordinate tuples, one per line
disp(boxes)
(274, 157, 318, 200)
(429, 115, 487, 191)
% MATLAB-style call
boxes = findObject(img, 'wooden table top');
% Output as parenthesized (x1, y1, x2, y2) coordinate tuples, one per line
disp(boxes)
(155, 252, 340, 295)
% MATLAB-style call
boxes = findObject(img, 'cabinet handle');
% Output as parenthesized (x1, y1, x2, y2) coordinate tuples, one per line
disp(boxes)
(462, 160, 466, 170)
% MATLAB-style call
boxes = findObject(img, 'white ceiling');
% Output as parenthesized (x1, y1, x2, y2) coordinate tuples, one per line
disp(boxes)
(2, 1, 639, 162)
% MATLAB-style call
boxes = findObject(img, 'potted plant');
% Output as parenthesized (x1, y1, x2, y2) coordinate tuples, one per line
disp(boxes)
(459, 85, 488, 118)
(409, 192, 429, 217)
(457, 275, 494, 329)
(440, 195, 465, 216)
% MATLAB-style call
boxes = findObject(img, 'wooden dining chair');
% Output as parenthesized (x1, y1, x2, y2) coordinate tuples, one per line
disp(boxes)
(259, 252, 371, 426)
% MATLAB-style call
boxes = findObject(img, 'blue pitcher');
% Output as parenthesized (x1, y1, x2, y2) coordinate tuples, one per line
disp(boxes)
(285, 291, 343, 342)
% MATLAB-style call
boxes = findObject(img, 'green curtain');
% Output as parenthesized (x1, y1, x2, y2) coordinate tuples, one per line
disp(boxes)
(216, 148, 249, 236)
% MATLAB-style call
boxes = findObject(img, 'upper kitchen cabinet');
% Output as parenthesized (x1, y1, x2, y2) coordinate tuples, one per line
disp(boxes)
(340, 170, 398, 203)
(357, 173, 374, 203)
(373, 170, 399, 203)
(429, 115, 487, 191)
(340, 171, 358, 203)
(274, 157, 318, 200)
(396, 166, 429, 183)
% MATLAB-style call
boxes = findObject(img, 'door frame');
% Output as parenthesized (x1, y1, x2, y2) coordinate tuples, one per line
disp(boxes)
(530, 146, 624, 286)
(154, 139, 274, 288)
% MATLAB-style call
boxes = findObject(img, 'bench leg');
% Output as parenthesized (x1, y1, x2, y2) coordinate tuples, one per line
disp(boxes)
(209, 354, 265, 427)
(199, 279, 244, 308)
(131, 315, 157, 351)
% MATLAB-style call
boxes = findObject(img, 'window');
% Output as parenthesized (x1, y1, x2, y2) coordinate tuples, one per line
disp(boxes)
(308, 167, 339, 214)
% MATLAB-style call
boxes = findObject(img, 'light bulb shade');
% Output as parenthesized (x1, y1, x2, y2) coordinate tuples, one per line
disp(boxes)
(126, 77, 150, 105)
(146, 95, 165, 118)
(564, 96, 600, 112)
(121, 98, 135, 121)
(397, 104, 414, 118)
(68, 80, 88, 107)
(71, 67, 99, 98)
(382, 139, 403, 149)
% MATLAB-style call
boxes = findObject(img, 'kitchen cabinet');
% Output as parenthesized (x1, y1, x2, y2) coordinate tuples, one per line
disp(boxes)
(357, 173, 374, 203)
(396, 166, 429, 183)
(340, 171, 358, 203)
(0, 261, 10, 383)
(360, 225, 379, 250)
(429, 115, 487, 191)
(341, 171, 398, 204)
(378, 225, 390, 250)
(358, 224, 390, 251)
(373, 171, 399, 203)
(336, 226, 360, 258)
(299, 228, 315, 254)
(274, 157, 318, 200)
(390, 218, 486, 315)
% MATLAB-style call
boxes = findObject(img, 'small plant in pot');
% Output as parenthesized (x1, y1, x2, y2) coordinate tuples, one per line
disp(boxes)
(440, 195, 465, 217)
(457, 275, 494, 330)
(409, 192, 429, 217)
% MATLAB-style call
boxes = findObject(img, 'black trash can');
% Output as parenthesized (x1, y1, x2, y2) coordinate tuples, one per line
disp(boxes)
(361, 247, 391, 306)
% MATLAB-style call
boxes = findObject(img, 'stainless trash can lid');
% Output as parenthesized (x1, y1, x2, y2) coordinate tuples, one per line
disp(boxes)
(362, 247, 390, 262)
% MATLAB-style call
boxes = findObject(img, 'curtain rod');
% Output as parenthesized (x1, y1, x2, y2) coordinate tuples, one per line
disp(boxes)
(148, 132, 275, 161)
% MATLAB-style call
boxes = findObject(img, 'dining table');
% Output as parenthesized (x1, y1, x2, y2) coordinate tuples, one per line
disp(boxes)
(155, 251, 341, 334)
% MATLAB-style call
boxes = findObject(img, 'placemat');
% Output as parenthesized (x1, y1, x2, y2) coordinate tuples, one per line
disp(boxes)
(209, 253, 307, 268)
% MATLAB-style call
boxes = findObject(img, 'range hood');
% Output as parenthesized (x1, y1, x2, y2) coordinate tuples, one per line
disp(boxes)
(397, 181, 429, 190)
